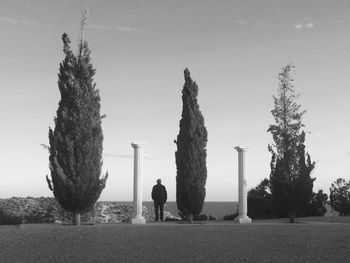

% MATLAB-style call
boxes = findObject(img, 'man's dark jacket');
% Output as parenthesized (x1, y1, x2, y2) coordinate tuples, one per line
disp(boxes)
(152, 184, 167, 204)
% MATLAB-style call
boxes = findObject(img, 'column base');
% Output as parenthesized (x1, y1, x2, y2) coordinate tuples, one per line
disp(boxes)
(234, 216, 252, 224)
(131, 216, 146, 224)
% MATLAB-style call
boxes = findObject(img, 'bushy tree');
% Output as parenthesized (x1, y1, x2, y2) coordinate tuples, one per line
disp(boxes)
(268, 64, 315, 223)
(248, 178, 277, 219)
(303, 190, 328, 217)
(329, 178, 350, 215)
(175, 68, 208, 221)
(46, 18, 108, 225)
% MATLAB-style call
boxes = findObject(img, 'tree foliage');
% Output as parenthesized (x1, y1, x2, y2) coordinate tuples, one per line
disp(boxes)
(329, 178, 350, 216)
(175, 68, 208, 221)
(303, 190, 328, 217)
(46, 28, 108, 225)
(268, 64, 315, 223)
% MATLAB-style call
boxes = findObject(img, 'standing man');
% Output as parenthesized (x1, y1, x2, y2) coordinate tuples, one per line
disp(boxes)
(151, 179, 167, 221)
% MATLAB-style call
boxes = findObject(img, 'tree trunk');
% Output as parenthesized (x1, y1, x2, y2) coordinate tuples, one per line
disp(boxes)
(189, 214, 193, 223)
(73, 212, 81, 225)
(288, 210, 296, 223)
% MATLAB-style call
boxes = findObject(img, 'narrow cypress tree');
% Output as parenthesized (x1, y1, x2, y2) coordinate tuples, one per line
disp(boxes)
(175, 68, 208, 221)
(268, 64, 315, 223)
(46, 18, 108, 225)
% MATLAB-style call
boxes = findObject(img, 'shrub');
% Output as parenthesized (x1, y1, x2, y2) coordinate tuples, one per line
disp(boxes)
(248, 178, 279, 219)
(164, 217, 181, 222)
(23, 209, 55, 224)
(194, 214, 207, 221)
(208, 215, 216, 221)
(0, 207, 22, 225)
(223, 211, 239, 221)
(194, 214, 216, 221)
(177, 212, 215, 221)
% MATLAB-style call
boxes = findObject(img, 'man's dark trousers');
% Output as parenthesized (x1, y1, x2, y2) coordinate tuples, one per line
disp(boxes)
(154, 202, 164, 221)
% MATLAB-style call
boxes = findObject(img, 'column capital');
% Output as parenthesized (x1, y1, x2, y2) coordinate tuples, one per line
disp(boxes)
(131, 142, 147, 148)
(235, 146, 248, 152)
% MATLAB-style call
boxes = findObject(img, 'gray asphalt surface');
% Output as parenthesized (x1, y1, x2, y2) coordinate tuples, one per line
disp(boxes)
(0, 222, 349, 263)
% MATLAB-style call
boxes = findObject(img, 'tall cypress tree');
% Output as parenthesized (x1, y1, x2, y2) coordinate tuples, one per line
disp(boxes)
(268, 64, 315, 223)
(46, 18, 108, 225)
(175, 68, 208, 221)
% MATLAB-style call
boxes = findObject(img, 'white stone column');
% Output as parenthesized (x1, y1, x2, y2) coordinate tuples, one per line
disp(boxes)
(234, 146, 252, 224)
(131, 142, 146, 224)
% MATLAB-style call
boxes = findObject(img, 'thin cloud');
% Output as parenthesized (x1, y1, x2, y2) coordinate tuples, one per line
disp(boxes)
(330, 127, 350, 136)
(0, 17, 37, 26)
(234, 19, 247, 26)
(88, 24, 147, 33)
(294, 24, 303, 30)
(306, 22, 314, 29)
(340, 127, 350, 133)
(293, 22, 315, 31)
(3, 58, 16, 64)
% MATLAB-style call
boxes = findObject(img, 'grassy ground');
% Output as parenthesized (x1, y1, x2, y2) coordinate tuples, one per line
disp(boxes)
(0, 218, 349, 263)
(253, 215, 350, 224)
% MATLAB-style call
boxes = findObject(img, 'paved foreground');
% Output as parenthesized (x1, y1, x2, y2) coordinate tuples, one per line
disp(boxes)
(0, 222, 349, 263)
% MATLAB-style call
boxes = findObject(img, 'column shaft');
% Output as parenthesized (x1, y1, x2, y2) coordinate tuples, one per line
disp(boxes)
(234, 146, 252, 224)
(131, 142, 146, 224)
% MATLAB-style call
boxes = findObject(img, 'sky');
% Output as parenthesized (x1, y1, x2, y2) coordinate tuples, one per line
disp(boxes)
(0, 0, 349, 202)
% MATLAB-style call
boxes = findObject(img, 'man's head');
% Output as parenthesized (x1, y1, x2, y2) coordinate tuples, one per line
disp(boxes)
(156, 179, 161, 184)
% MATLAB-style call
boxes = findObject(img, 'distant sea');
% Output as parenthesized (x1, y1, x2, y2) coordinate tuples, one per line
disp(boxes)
(105, 201, 238, 219)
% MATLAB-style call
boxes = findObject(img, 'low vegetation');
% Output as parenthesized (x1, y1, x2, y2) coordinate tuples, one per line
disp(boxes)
(0, 197, 178, 225)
